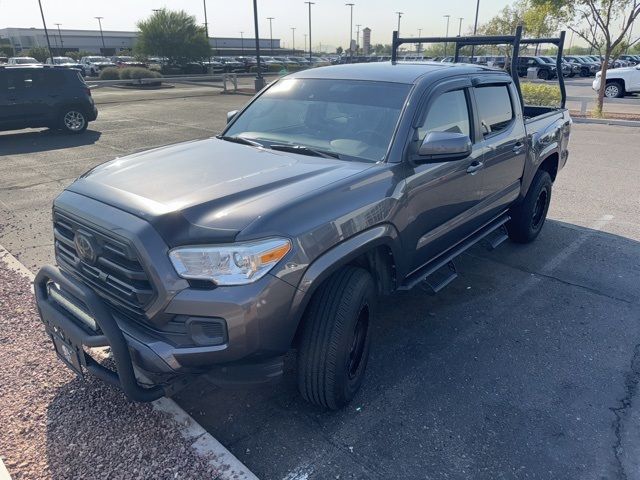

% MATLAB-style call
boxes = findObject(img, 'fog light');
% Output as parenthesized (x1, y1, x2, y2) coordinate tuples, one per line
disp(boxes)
(186, 317, 228, 346)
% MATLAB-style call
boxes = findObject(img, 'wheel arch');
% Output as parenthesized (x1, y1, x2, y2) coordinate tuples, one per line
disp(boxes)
(288, 224, 403, 347)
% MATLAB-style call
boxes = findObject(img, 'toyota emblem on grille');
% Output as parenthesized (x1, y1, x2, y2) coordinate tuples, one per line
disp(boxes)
(74, 232, 97, 263)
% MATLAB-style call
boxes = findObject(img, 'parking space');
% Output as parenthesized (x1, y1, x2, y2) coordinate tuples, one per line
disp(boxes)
(1, 88, 639, 479)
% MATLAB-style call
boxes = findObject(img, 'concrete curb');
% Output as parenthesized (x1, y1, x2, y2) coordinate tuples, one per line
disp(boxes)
(572, 117, 640, 127)
(0, 244, 258, 480)
(0, 458, 12, 480)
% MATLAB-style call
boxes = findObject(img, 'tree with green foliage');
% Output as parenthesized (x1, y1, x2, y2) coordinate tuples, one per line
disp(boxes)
(336, 46, 343, 55)
(478, 0, 565, 54)
(26, 46, 51, 62)
(531, 0, 640, 113)
(135, 9, 211, 64)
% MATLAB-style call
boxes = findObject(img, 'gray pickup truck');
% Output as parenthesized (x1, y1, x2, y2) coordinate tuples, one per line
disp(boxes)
(35, 31, 571, 409)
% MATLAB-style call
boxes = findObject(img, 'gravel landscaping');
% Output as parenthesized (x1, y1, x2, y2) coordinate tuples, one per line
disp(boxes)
(0, 262, 222, 479)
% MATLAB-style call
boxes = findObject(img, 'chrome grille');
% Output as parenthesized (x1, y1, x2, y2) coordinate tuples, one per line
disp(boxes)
(53, 210, 154, 322)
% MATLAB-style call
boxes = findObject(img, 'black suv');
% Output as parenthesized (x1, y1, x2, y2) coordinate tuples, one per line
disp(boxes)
(517, 56, 558, 80)
(0, 65, 97, 134)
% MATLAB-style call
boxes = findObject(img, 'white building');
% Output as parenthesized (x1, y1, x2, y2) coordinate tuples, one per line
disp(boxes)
(0, 27, 280, 56)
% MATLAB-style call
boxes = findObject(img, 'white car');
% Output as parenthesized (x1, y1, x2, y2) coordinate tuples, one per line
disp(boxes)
(7, 56, 40, 65)
(80, 56, 116, 76)
(593, 65, 640, 98)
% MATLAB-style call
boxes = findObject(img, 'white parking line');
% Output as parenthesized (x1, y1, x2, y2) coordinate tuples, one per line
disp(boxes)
(0, 244, 259, 480)
(0, 458, 12, 480)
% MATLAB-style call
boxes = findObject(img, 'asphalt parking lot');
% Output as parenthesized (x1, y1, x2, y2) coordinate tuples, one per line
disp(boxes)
(1, 86, 639, 479)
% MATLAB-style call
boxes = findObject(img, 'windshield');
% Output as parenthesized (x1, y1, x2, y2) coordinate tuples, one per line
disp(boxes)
(224, 78, 411, 163)
(87, 56, 106, 62)
(55, 57, 75, 63)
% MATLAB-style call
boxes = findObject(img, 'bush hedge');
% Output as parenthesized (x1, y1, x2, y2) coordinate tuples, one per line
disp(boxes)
(98, 67, 120, 80)
(521, 82, 561, 107)
(99, 67, 162, 81)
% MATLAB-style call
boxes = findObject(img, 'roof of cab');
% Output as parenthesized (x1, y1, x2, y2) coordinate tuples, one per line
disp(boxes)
(288, 61, 501, 84)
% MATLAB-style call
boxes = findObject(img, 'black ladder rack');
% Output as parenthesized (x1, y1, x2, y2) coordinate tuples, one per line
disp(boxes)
(390, 25, 567, 109)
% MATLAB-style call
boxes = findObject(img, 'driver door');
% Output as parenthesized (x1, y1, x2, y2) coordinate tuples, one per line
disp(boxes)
(401, 79, 486, 272)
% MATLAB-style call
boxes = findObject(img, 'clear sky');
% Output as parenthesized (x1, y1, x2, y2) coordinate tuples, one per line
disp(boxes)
(1, 0, 524, 51)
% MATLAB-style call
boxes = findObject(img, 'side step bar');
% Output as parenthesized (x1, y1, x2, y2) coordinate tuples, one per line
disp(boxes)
(399, 214, 510, 292)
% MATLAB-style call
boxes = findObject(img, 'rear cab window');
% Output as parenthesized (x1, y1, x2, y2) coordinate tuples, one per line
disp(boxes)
(473, 85, 514, 137)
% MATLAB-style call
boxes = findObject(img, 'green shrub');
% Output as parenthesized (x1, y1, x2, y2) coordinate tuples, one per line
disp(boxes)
(521, 82, 561, 107)
(120, 67, 162, 80)
(99, 67, 120, 80)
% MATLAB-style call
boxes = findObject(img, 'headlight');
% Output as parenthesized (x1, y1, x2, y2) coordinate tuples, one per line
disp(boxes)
(169, 238, 291, 285)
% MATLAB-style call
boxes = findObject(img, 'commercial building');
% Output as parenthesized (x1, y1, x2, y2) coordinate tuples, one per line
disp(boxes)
(362, 27, 371, 55)
(0, 27, 281, 56)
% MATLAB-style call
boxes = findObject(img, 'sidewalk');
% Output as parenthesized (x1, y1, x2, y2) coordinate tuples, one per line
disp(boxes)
(0, 257, 229, 479)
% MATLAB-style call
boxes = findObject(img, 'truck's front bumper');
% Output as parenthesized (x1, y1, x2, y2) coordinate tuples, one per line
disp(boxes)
(35, 265, 167, 401)
(35, 263, 298, 401)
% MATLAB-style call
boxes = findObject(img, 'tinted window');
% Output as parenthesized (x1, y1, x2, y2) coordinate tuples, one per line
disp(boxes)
(418, 90, 470, 141)
(474, 86, 513, 136)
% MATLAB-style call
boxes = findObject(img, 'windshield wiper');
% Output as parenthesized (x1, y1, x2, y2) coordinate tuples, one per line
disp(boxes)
(217, 135, 265, 148)
(269, 144, 341, 159)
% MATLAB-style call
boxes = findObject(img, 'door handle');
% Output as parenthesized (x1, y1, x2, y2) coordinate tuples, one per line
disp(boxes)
(466, 161, 484, 174)
(513, 142, 525, 154)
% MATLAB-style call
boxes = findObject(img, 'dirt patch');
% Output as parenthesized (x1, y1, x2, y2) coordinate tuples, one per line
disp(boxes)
(569, 110, 640, 122)
(0, 264, 221, 479)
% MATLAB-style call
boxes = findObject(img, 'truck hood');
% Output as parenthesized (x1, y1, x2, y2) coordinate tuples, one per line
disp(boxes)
(67, 138, 375, 245)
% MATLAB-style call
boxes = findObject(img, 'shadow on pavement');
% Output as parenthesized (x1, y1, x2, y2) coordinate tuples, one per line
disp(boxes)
(0, 129, 101, 155)
(173, 219, 640, 480)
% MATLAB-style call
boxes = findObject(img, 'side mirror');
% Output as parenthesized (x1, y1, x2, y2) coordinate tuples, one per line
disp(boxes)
(416, 131, 472, 161)
(226, 110, 238, 124)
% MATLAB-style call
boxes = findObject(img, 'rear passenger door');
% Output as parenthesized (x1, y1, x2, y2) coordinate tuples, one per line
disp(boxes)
(12, 70, 50, 124)
(471, 82, 527, 220)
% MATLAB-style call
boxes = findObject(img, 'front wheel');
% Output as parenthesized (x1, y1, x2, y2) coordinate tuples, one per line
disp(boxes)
(537, 69, 550, 80)
(297, 266, 375, 410)
(506, 170, 552, 244)
(59, 108, 88, 134)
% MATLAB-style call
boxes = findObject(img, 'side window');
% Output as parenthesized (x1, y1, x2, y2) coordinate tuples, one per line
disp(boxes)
(474, 85, 514, 136)
(417, 90, 470, 141)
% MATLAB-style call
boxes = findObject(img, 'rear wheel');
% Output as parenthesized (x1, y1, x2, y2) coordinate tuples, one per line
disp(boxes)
(60, 108, 87, 134)
(506, 170, 552, 244)
(297, 266, 375, 410)
(604, 81, 624, 98)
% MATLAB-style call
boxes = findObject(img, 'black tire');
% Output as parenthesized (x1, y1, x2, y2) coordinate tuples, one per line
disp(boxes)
(506, 170, 552, 244)
(537, 69, 550, 80)
(59, 108, 88, 134)
(297, 266, 375, 410)
(604, 81, 624, 98)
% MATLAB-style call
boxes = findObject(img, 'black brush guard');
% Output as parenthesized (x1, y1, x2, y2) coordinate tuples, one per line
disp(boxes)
(34, 264, 166, 402)
(390, 25, 567, 109)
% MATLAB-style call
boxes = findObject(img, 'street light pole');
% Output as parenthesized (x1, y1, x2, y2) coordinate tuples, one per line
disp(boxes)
(267, 17, 275, 55)
(417, 28, 422, 54)
(457, 17, 464, 36)
(395, 11, 403, 36)
(345, 3, 354, 59)
(356, 23, 361, 55)
(240, 31, 244, 55)
(443, 15, 451, 57)
(95, 17, 106, 53)
(37, 0, 54, 63)
(291, 27, 296, 55)
(252, 0, 265, 90)
(305, 2, 315, 61)
(54, 23, 64, 53)
(471, 0, 480, 58)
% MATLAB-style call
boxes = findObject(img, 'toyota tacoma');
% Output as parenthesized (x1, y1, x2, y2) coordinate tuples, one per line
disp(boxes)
(35, 30, 571, 409)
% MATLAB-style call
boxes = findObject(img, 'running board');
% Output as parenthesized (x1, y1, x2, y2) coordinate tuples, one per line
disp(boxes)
(398, 214, 510, 292)
(485, 224, 509, 250)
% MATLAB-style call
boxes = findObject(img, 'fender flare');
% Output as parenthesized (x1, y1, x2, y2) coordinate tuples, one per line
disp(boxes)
(286, 224, 403, 340)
